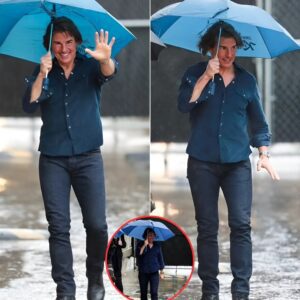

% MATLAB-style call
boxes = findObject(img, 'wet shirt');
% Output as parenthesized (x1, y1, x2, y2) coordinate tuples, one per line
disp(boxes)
(136, 242, 165, 274)
(22, 54, 117, 156)
(178, 62, 271, 163)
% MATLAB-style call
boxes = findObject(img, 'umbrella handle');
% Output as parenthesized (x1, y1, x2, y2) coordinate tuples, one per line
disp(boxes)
(208, 80, 216, 95)
(215, 26, 222, 57)
(209, 26, 222, 96)
(42, 77, 49, 91)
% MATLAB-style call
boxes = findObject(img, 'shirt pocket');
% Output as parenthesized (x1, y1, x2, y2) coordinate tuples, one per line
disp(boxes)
(72, 73, 89, 94)
(232, 85, 252, 112)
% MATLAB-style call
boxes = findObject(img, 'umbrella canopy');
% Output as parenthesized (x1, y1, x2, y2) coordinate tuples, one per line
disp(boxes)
(122, 219, 175, 242)
(114, 229, 124, 239)
(151, 30, 166, 61)
(151, 0, 300, 58)
(0, 0, 135, 63)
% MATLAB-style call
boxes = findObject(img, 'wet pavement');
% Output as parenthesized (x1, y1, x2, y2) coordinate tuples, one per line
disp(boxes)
(151, 143, 300, 300)
(107, 263, 192, 300)
(1, 118, 300, 300)
(0, 117, 149, 300)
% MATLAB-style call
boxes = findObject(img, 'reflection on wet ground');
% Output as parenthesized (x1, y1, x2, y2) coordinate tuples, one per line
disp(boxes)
(108, 267, 192, 300)
(151, 143, 300, 300)
(0, 117, 149, 299)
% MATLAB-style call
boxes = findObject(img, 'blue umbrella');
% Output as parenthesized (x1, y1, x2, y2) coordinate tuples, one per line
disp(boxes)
(0, 0, 136, 63)
(151, 30, 166, 60)
(122, 219, 175, 242)
(151, 0, 300, 58)
(114, 229, 124, 239)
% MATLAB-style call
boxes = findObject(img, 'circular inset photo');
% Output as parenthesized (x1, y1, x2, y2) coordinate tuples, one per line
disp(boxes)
(105, 215, 194, 299)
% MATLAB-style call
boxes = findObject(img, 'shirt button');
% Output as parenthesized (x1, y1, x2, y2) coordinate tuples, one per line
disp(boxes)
(221, 111, 224, 114)
(232, 80, 235, 84)
(65, 83, 68, 86)
(68, 126, 71, 129)
(65, 102, 68, 105)
(220, 123, 223, 126)
(219, 134, 222, 137)
(60, 72, 64, 75)
(219, 78, 222, 81)
(222, 101, 225, 103)
(66, 114, 70, 118)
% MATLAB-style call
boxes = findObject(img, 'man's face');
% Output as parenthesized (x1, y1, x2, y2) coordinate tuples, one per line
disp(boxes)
(212, 37, 237, 69)
(147, 232, 155, 243)
(51, 31, 77, 67)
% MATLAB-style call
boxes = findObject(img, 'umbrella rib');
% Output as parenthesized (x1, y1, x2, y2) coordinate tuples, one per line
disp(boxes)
(41, 0, 56, 18)
(67, 10, 99, 32)
(211, 7, 229, 19)
(256, 26, 272, 58)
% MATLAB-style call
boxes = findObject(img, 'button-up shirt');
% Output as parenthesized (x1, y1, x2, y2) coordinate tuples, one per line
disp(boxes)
(136, 242, 165, 274)
(23, 53, 117, 156)
(178, 62, 271, 163)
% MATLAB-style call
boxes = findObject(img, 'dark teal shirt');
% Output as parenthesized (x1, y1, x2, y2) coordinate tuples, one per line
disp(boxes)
(23, 54, 117, 156)
(178, 62, 271, 163)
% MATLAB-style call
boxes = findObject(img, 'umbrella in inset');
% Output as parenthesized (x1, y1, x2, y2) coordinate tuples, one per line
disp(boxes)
(122, 219, 175, 242)
(114, 229, 125, 239)
(151, 30, 166, 61)
(151, 0, 300, 58)
(0, 0, 136, 63)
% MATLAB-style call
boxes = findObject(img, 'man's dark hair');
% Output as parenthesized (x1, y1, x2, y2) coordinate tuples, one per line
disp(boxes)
(198, 21, 243, 55)
(43, 16, 83, 50)
(142, 228, 156, 239)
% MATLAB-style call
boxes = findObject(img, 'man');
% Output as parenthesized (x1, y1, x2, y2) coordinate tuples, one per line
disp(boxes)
(178, 21, 279, 300)
(23, 17, 117, 300)
(136, 229, 165, 300)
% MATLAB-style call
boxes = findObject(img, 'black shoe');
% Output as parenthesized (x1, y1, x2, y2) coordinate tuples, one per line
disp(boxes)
(87, 274, 105, 300)
(201, 294, 219, 300)
(56, 297, 75, 300)
(232, 293, 249, 300)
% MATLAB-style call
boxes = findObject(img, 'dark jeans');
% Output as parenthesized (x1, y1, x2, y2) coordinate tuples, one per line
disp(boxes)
(187, 157, 252, 295)
(138, 271, 159, 300)
(112, 250, 123, 292)
(39, 150, 108, 297)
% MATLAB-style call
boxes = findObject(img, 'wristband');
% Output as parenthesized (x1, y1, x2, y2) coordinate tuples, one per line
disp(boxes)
(259, 151, 270, 158)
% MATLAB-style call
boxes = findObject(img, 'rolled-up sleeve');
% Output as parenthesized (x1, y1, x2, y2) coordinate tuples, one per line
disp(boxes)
(22, 78, 39, 113)
(178, 71, 211, 113)
(247, 82, 271, 147)
(22, 68, 53, 113)
(98, 59, 118, 85)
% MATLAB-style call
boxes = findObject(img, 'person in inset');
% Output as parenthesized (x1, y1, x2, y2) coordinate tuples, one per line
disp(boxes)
(177, 21, 280, 300)
(136, 228, 165, 300)
(22, 17, 117, 300)
(111, 234, 127, 293)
